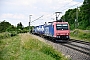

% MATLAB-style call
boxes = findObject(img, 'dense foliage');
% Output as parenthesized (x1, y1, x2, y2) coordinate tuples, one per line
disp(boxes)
(70, 29, 90, 42)
(61, 0, 90, 30)
(0, 20, 11, 33)
(0, 20, 29, 39)
(0, 21, 29, 33)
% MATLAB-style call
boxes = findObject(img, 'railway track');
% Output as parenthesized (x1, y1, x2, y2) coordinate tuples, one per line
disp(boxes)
(43, 36, 90, 56)
(53, 39, 90, 60)
(32, 34, 90, 60)
(56, 39, 90, 60)
(57, 39, 90, 56)
(69, 39, 90, 45)
(60, 42, 90, 56)
(47, 38, 90, 60)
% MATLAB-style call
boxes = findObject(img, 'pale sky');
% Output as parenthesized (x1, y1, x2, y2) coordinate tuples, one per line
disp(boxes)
(0, 0, 84, 27)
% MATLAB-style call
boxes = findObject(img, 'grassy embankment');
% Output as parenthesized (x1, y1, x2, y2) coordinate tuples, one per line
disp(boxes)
(0, 33, 68, 60)
(0, 32, 17, 40)
(70, 29, 90, 42)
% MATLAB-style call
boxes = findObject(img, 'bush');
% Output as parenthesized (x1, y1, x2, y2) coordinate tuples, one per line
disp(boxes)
(17, 29, 28, 34)
(70, 29, 90, 42)
(10, 31, 17, 37)
(0, 31, 17, 40)
(0, 32, 11, 40)
(86, 26, 90, 30)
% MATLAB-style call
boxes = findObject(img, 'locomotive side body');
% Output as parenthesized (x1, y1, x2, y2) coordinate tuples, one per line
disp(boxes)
(44, 23, 54, 37)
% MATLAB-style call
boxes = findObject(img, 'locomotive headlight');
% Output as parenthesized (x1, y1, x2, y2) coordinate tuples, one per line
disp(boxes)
(66, 36, 69, 38)
(56, 36, 60, 38)
(59, 36, 60, 38)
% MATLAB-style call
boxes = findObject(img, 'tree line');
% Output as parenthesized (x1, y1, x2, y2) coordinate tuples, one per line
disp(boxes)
(0, 20, 29, 33)
(61, 0, 90, 30)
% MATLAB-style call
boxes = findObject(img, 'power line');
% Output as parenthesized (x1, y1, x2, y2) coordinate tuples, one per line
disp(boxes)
(41, 0, 81, 20)
(52, 0, 73, 13)
(31, 15, 43, 23)
(31, 1, 83, 24)
(60, 2, 82, 12)
(43, 0, 74, 19)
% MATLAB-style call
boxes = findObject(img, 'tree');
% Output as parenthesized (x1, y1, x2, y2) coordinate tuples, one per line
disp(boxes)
(0, 20, 11, 33)
(81, 0, 90, 27)
(6, 25, 17, 32)
(17, 22, 23, 30)
(61, 0, 90, 30)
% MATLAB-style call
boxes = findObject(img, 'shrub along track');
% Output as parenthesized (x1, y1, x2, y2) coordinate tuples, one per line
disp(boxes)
(31, 34, 90, 60)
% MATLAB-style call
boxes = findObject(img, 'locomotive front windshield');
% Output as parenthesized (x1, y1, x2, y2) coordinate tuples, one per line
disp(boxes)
(56, 24, 68, 30)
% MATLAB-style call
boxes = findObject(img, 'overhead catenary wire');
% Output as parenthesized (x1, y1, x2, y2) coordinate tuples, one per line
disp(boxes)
(43, 0, 74, 19)
(31, 0, 74, 22)
(31, 1, 83, 24)
(31, 15, 43, 23)
(43, 1, 83, 20)
(44, 2, 83, 20)
(60, 2, 83, 12)
(52, 0, 73, 13)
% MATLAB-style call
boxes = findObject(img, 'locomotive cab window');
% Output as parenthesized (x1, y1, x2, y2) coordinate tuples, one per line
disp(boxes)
(56, 24, 68, 30)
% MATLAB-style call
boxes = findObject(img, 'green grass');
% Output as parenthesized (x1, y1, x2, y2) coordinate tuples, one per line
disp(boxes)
(70, 29, 90, 42)
(0, 36, 20, 60)
(0, 31, 17, 40)
(0, 32, 11, 40)
(0, 33, 68, 60)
